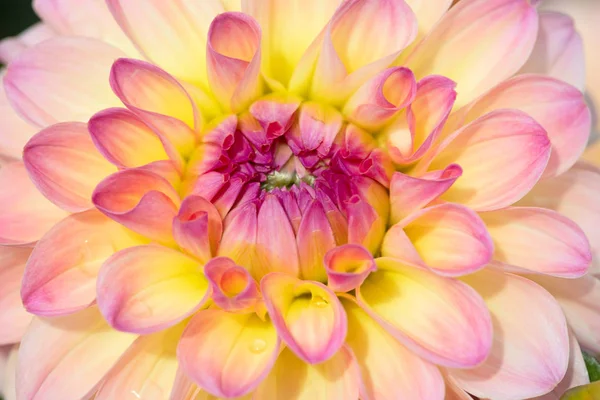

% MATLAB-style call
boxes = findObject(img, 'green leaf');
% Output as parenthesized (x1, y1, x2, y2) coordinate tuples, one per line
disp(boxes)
(584, 351, 600, 382)
(561, 380, 600, 399)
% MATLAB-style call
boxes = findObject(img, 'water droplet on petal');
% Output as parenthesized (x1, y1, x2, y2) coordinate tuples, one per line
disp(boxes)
(311, 295, 329, 308)
(250, 338, 267, 353)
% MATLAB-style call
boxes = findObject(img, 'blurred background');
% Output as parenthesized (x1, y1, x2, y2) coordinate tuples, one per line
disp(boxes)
(0, 1, 39, 40)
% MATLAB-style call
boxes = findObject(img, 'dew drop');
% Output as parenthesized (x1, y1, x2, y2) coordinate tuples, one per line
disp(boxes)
(311, 296, 329, 308)
(250, 338, 267, 354)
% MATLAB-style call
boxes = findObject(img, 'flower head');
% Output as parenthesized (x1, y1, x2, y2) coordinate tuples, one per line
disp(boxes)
(0, 0, 598, 399)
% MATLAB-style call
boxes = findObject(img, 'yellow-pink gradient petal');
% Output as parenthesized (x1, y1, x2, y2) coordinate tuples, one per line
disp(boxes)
(178, 309, 279, 398)
(357, 258, 492, 368)
(23, 122, 117, 212)
(451, 269, 569, 399)
(4, 37, 125, 127)
(16, 307, 137, 400)
(341, 296, 444, 400)
(261, 273, 347, 364)
(21, 209, 144, 317)
(481, 207, 591, 278)
(254, 346, 361, 400)
(96, 244, 209, 334)
(406, 0, 538, 107)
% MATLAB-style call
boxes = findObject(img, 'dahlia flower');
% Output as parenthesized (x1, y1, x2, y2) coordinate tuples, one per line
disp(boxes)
(0, 0, 599, 399)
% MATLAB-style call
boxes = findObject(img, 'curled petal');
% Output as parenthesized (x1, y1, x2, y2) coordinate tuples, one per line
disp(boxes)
(343, 67, 416, 131)
(254, 346, 361, 400)
(97, 245, 210, 334)
(4, 37, 124, 127)
(389, 164, 462, 224)
(207, 12, 263, 111)
(520, 11, 585, 90)
(89, 108, 171, 169)
(294, 102, 343, 157)
(426, 109, 551, 211)
(110, 58, 199, 155)
(204, 257, 260, 313)
(0, 162, 68, 245)
(356, 258, 492, 368)
(346, 196, 386, 255)
(16, 307, 137, 400)
(23, 122, 116, 212)
(22, 210, 143, 317)
(254, 194, 300, 278)
(406, 0, 538, 107)
(461, 75, 590, 178)
(261, 273, 347, 364)
(96, 325, 182, 400)
(93, 169, 180, 244)
(249, 94, 301, 139)
(383, 203, 493, 276)
(451, 269, 569, 399)
(386, 75, 456, 164)
(0, 246, 33, 345)
(341, 296, 445, 400)
(297, 201, 337, 282)
(481, 207, 591, 278)
(307, 0, 418, 103)
(325, 245, 376, 293)
(173, 195, 222, 263)
(177, 309, 279, 398)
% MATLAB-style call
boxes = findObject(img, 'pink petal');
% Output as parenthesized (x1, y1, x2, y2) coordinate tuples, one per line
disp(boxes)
(520, 11, 585, 90)
(261, 273, 347, 364)
(0, 71, 39, 160)
(341, 295, 445, 400)
(460, 75, 591, 178)
(425, 109, 551, 211)
(451, 269, 569, 399)
(33, 0, 137, 55)
(385, 75, 456, 164)
(356, 258, 492, 368)
(481, 207, 591, 278)
(406, 0, 539, 107)
(96, 325, 182, 400)
(21, 209, 142, 317)
(23, 122, 116, 212)
(249, 94, 301, 139)
(0, 344, 18, 400)
(109, 58, 199, 156)
(97, 244, 210, 334)
(4, 37, 125, 127)
(294, 101, 343, 155)
(530, 275, 600, 354)
(325, 245, 376, 293)
(254, 346, 361, 400)
(92, 168, 180, 244)
(88, 108, 171, 169)
(16, 307, 137, 400)
(306, 0, 418, 103)
(0, 162, 68, 245)
(105, 0, 218, 85)
(520, 162, 600, 276)
(173, 195, 222, 264)
(0, 246, 33, 345)
(530, 330, 590, 400)
(207, 12, 263, 111)
(389, 164, 462, 224)
(177, 309, 279, 398)
(296, 201, 337, 282)
(217, 201, 260, 278)
(343, 67, 416, 131)
(0, 22, 55, 64)
(203, 257, 261, 313)
(255, 194, 300, 279)
(346, 196, 386, 255)
(382, 203, 493, 276)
